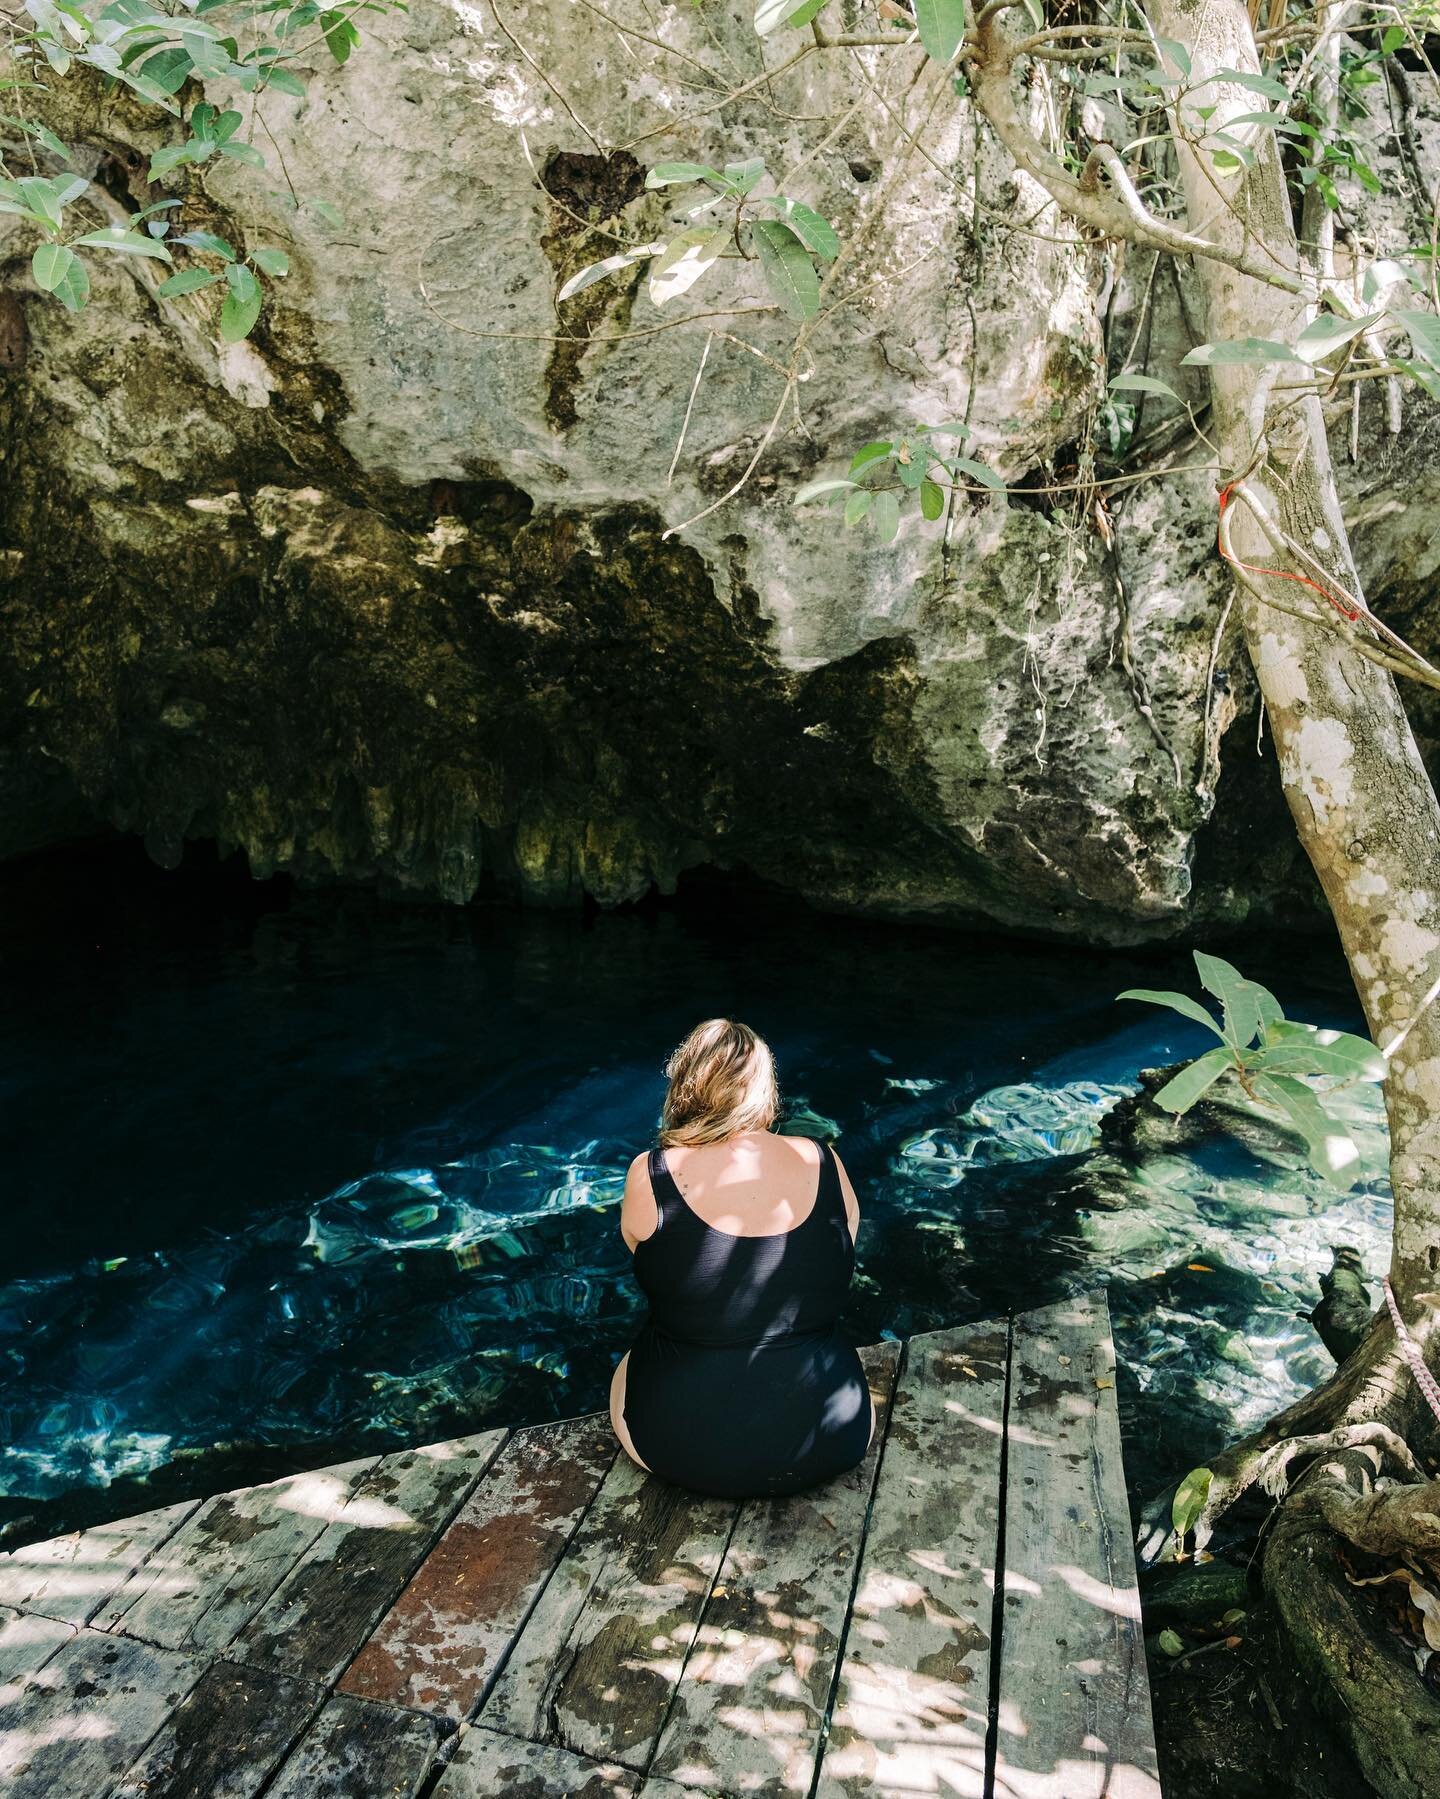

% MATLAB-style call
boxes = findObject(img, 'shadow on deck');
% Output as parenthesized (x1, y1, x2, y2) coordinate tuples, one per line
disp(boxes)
(0, 1290, 1159, 1798)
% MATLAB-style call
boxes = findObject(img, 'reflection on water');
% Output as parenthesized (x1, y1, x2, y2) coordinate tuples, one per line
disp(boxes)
(0, 843, 1390, 1512)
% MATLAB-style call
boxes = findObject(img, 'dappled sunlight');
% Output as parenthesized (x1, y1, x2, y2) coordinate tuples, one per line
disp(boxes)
(0, 1712, 118, 1782)
(1049, 1563, 1143, 1621)
(992, 1751, 1162, 1799)
(268, 1469, 370, 1523)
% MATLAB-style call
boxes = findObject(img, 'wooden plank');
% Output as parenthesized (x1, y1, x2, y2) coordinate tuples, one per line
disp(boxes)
(262, 1692, 445, 1799)
(650, 1342, 900, 1797)
(0, 1605, 76, 1695)
(815, 1318, 1010, 1799)
(111, 1658, 323, 1799)
(339, 1415, 615, 1718)
(993, 1292, 1160, 1799)
(232, 1429, 508, 1686)
(0, 1498, 200, 1625)
(0, 1626, 202, 1798)
(480, 1455, 738, 1769)
(433, 1728, 638, 1798)
(94, 1457, 379, 1654)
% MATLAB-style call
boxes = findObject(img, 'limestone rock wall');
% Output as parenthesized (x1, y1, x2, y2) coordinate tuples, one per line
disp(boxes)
(1, 3, 1437, 937)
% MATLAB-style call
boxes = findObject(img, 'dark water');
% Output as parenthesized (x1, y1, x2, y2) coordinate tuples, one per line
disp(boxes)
(0, 843, 1390, 1528)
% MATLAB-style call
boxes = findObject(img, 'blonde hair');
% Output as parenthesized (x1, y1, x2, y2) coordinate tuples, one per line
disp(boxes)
(659, 1018, 779, 1148)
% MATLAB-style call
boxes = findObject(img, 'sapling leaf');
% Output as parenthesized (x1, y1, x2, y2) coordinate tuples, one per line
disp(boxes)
(647, 227, 726, 307)
(645, 161, 723, 189)
(1117, 987, 1225, 1035)
(1251, 1073, 1362, 1186)
(1181, 338, 1303, 365)
(949, 456, 1005, 492)
(555, 242, 663, 302)
(73, 226, 173, 262)
(155, 267, 223, 296)
(751, 217, 819, 320)
(793, 478, 859, 504)
(755, 0, 827, 32)
(1152, 1046, 1233, 1114)
(920, 479, 945, 520)
(1172, 1465, 1213, 1537)
(1109, 372, 1181, 400)
(849, 441, 893, 477)
(31, 242, 75, 293)
(871, 489, 901, 543)
(844, 489, 872, 526)
(759, 196, 838, 260)
(1294, 311, 1380, 362)
(913, 0, 965, 67)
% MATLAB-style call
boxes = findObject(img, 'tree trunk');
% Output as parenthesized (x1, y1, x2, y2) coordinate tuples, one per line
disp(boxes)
(1140, 0, 1440, 1327)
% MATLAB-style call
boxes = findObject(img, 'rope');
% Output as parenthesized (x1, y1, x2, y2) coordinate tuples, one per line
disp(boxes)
(1216, 482, 1361, 622)
(1383, 1276, 1440, 1427)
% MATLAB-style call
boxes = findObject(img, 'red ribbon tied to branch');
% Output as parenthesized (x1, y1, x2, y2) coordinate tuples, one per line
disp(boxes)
(1216, 481, 1361, 623)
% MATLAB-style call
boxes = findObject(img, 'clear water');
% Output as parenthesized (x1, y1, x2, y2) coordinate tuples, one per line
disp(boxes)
(0, 843, 1392, 1523)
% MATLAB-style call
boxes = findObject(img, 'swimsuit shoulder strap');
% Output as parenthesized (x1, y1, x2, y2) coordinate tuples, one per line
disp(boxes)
(647, 1145, 685, 1233)
(815, 1138, 844, 1220)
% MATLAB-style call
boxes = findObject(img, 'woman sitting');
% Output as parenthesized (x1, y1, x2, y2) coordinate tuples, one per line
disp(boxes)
(609, 1018, 875, 1499)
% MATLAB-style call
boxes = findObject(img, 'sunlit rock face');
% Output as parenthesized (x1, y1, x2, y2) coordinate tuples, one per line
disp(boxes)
(0, 4, 1435, 934)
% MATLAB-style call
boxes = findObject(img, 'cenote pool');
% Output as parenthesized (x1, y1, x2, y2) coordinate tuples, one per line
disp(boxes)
(0, 844, 1394, 1533)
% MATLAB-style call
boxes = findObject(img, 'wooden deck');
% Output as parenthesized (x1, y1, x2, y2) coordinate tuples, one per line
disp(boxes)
(0, 1291, 1159, 1798)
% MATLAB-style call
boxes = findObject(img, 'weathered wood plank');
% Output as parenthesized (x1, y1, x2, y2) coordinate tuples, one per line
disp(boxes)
(815, 1318, 1010, 1799)
(993, 1292, 1160, 1799)
(433, 1728, 637, 1797)
(110, 1658, 323, 1799)
(0, 1498, 200, 1625)
(94, 1457, 378, 1654)
(0, 1605, 76, 1695)
(480, 1455, 738, 1769)
(0, 1627, 201, 1798)
(232, 1429, 508, 1687)
(340, 1414, 615, 1719)
(262, 1692, 445, 1799)
(650, 1342, 900, 1797)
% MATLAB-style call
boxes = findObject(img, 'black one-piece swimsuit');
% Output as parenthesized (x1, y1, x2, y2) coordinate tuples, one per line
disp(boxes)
(622, 1139, 872, 1499)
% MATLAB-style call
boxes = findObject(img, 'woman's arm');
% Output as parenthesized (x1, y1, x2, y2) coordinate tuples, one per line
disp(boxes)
(618, 1151, 659, 1253)
(831, 1145, 862, 1244)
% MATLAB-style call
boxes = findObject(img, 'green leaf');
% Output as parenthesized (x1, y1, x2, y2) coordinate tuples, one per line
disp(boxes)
(647, 227, 726, 307)
(138, 44, 192, 92)
(849, 441, 893, 477)
(760, 196, 838, 260)
(1152, 1046, 1234, 1115)
(920, 479, 945, 521)
(1193, 951, 1274, 1050)
(1171, 1466, 1213, 1537)
(220, 283, 262, 342)
(1157, 1628, 1187, 1657)
(250, 245, 290, 277)
(752, 217, 819, 321)
(309, 199, 344, 229)
(1294, 311, 1380, 362)
(1156, 36, 1191, 77)
(51, 251, 89, 312)
(555, 242, 663, 303)
(754, 0, 826, 32)
(31, 242, 75, 293)
(1221, 109, 1304, 135)
(949, 455, 1005, 492)
(1361, 259, 1412, 304)
(16, 177, 63, 228)
(320, 9, 357, 61)
(217, 141, 266, 168)
(916, 420, 971, 437)
(1208, 66, 1291, 102)
(72, 226, 173, 263)
(226, 260, 261, 303)
(176, 229, 235, 261)
(722, 158, 766, 196)
(1252, 1073, 1363, 1186)
(844, 489, 872, 526)
(155, 266, 223, 296)
(871, 489, 901, 543)
(264, 64, 308, 94)
(644, 161, 724, 189)
(793, 478, 858, 505)
(1117, 987, 1225, 1037)
(1180, 338, 1303, 366)
(1395, 357, 1440, 401)
(1109, 372, 1181, 400)
(1398, 308, 1440, 371)
(913, 0, 965, 67)
(897, 451, 928, 490)
(1248, 1028, 1386, 1082)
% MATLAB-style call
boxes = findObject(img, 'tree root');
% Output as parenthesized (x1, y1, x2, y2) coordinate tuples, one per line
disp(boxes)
(1264, 1444, 1440, 1799)
(1138, 1313, 1422, 1563)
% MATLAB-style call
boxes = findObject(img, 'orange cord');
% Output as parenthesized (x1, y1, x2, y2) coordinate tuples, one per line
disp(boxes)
(1216, 482, 1361, 622)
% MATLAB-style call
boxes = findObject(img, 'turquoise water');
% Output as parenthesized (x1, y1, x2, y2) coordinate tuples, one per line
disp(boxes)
(0, 843, 1391, 1523)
